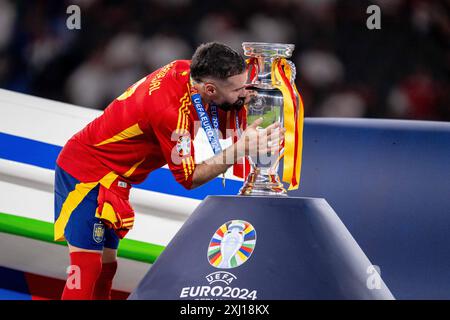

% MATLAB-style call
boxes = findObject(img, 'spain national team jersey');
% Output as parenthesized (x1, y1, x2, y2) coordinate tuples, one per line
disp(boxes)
(54, 60, 248, 244)
(57, 60, 246, 190)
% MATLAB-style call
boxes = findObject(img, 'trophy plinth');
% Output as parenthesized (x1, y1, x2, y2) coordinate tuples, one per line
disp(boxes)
(238, 42, 297, 197)
(129, 196, 395, 300)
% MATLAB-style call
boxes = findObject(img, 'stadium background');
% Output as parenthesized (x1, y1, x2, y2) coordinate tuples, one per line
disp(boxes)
(0, 0, 449, 121)
(0, 0, 449, 300)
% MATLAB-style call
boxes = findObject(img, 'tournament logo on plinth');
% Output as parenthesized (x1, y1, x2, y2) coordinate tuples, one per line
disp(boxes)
(207, 220, 256, 269)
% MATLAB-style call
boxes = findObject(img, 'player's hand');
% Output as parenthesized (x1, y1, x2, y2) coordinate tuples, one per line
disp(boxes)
(236, 117, 286, 159)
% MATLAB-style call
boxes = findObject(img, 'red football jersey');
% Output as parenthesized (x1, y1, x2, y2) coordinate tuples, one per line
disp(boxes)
(57, 60, 246, 189)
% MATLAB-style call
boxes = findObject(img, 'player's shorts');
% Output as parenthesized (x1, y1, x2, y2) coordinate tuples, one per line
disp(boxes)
(54, 164, 120, 251)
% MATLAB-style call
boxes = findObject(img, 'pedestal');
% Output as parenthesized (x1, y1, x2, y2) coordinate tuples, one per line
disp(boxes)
(129, 196, 394, 300)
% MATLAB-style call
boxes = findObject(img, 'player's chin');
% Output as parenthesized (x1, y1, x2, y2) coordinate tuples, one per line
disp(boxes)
(217, 104, 232, 112)
(234, 99, 246, 110)
(217, 101, 234, 111)
(218, 99, 244, 112)
(234, 103, 245, 111)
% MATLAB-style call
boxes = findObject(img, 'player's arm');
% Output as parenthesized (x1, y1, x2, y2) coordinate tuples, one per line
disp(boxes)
(190, 118, 285, 189)
(190, 143, 238, 189)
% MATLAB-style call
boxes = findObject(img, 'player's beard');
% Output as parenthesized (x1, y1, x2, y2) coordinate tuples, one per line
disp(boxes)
(217, 96, 246, 112)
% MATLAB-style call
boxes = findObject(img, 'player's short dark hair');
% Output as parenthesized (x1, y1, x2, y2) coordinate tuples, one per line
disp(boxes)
(190, 42, 246, 82)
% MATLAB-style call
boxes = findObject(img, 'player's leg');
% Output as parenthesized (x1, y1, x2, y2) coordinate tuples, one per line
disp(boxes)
(62, 227, 120, 300)
(61, 244, 103, 300)
(102, 247, 117, 263)
(54, 169, 106, 299)
(60, 207, 108, 300)
(54, 165, 122, 299)
(93, 229, 120, 300)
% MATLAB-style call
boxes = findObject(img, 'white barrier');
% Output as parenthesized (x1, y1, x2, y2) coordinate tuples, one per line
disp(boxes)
(0, 158, 199, 220)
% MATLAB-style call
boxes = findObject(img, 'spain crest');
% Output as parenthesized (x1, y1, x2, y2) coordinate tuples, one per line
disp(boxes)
(93, 223, 105, 243)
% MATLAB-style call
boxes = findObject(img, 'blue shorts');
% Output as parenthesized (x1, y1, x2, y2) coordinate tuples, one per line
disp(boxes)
(54, 165, 120, 250)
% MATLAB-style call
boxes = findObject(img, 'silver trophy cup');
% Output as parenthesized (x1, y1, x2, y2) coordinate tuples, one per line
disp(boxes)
(239, 42, 297, 196)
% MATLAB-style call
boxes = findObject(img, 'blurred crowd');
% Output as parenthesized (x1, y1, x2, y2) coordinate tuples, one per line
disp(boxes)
(0, 0, 449, 121)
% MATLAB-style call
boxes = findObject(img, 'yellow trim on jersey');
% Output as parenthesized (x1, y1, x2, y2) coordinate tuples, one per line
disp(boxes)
(186, 157, 192, 176)
(123, 158, 146, 178)
(94, 123, 144, 147)
(177, 93, 190, 134)
(185, 156, 195, 175)
(176, 93, 187, 133)
(122, 222, 134, 228)
(54, 181, 98, 241)
(117, 77, 147, 101)
(95, 202, 118, 225)
(98, 171, 119, 189)
(176, 85, 195, 180)
(54, 171, 119, 241)
(182, 158, 189, 181)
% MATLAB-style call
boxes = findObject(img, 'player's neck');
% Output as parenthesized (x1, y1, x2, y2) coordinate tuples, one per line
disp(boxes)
(193, 85, 211, 111)
(200, 95, 211, 112)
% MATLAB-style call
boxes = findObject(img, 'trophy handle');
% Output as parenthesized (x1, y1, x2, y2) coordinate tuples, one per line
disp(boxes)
(287, 60, 296, 83)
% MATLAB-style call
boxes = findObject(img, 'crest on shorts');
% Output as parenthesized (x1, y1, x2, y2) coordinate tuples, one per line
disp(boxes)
(93, 223, 105, 243)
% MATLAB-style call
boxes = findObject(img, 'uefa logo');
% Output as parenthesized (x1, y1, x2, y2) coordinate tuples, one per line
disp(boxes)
(207, 220, 257, 269)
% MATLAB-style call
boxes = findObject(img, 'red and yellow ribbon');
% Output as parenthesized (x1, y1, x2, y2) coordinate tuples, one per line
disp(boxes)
(271, 58, 304, 190)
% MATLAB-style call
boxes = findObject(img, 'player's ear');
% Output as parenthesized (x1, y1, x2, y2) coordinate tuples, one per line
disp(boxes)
(204, 83, 216, 96)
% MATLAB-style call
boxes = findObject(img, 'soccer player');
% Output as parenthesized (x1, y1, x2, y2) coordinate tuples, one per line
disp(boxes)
(54, 42, 284, 299)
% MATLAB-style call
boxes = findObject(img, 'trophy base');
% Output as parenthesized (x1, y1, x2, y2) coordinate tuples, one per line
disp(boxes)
(238, 167, 287, 196)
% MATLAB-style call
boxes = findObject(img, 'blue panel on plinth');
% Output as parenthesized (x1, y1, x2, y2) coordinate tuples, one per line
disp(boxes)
(129, 196, 394, 300)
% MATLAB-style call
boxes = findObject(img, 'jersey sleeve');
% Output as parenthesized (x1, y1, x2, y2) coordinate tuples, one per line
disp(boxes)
(151, 108, 196, 190)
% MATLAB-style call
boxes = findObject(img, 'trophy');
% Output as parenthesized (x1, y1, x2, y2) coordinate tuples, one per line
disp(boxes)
(239, 42, 303, 196)
(217, 221, 246, 269)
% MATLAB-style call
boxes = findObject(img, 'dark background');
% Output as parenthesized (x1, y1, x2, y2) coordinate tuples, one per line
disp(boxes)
(0, 0, 448, 120)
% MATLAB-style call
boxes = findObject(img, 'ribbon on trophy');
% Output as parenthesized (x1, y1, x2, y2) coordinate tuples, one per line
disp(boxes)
(271, 58, 304, 190)
(246, 57, 260, 83)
